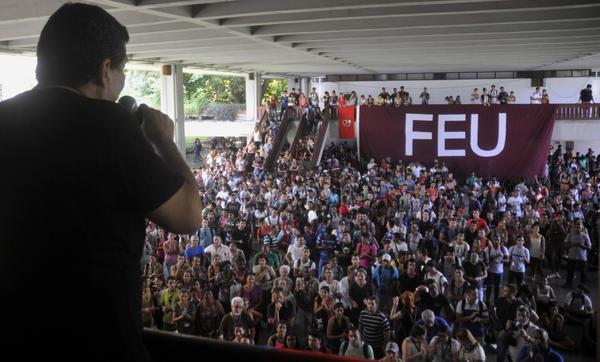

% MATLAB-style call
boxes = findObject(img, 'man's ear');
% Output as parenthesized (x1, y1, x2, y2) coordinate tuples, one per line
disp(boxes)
(97, 58, 112, 88)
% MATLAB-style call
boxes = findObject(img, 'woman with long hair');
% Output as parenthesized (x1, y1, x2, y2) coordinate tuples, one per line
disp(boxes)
(456, 328, 485, 362)
(240, 273, 263, 323)
(194, 288, 225, 338)
(390, 291, 419, 344)
(173, 290, 196, 335)
(266, 322, 288, 349)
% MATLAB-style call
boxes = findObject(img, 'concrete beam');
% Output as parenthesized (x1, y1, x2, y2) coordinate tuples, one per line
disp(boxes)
(253, 7, 600, 36)
(193, 0, 503, 19)
(219, 0, 600, 27)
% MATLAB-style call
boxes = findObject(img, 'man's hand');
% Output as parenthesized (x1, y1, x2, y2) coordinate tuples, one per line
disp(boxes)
(139, 104, 174, 145)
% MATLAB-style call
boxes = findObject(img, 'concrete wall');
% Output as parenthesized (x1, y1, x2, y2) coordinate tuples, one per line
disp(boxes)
(316, 77, 599, 105)
(551, 120, 600, 154)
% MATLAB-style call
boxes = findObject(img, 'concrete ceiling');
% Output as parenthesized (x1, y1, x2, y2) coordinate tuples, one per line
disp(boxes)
(1, 0, 600, 77)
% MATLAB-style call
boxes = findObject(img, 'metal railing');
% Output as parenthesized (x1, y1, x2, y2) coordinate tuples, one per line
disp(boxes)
(555, 104, 600, 120)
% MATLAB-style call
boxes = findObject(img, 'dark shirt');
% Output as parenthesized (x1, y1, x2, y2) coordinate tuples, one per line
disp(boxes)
(267, 300, 295, 329)
(417, 291, 451, 316)
(349, 283, 374, 310)
(493, 297, 524, 329)
(219, 312, 255, 341)
(398, 273, 421, 293)
(580, 89, 593, 102)
(0, 87, 183, 361)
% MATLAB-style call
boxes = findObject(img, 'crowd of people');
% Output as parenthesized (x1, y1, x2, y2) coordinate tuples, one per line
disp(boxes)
(140, 107, 598, 361)
(268, 84, 595, 119)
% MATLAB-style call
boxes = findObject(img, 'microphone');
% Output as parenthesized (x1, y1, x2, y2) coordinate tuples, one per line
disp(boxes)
(118, 95, 144, 124)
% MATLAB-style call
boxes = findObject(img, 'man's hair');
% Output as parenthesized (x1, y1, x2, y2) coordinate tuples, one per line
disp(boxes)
(36, 3, 129, 87)
(421, 309, 435, 321)
(517, 305, 531, 319)
(410, 325, 427, 338)
(231, 296, 244, 307)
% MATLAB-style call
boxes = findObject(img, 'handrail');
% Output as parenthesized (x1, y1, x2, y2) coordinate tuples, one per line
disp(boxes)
(311, 117, 330, 165)
(288, 117, 308, 157)
(264, 108, 296, 170)
(142, 328, 363, 362)
(555, 104, 600, 120)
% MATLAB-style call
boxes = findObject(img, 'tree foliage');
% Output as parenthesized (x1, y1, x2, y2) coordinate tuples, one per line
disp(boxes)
(122, 69, 161, 108)
(261, 79, 287, 105)
(121, 69, 247, 118)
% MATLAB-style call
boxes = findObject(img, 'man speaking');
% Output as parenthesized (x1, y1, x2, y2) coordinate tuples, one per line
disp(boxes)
(0, 3, 202, 361)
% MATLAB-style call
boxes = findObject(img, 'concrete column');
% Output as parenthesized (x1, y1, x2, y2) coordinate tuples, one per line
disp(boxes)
(256, 72, 263, 110)
(300, 77, 309, 96)
(245, 72, 262, 121)
(287, 77, 299, 94)
(160, 64, 185, 158)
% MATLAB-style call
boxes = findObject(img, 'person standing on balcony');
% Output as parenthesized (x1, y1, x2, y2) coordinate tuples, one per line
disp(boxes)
(420, 88, 430, 105)
(579, 84, 594, 104)
(530, 87, 543, 104)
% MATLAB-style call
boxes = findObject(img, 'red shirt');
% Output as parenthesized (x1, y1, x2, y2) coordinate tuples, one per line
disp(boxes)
(467, 217, 488, 231)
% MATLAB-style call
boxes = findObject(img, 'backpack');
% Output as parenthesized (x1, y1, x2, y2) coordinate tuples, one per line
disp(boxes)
(340, 340, 370, 358)
(460, 298, 485, 317)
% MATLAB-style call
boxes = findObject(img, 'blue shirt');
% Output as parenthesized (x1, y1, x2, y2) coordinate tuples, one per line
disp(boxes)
(184, 245, 205, 262)
(517, 346, 563, 362)
(415, 317, 451, 342)
(317, 234, 338, 262)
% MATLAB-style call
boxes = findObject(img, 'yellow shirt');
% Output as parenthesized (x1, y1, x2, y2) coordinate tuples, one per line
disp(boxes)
(160, 289, 181, 324)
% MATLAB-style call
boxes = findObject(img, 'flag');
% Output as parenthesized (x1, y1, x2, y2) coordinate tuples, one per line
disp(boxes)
(338, 105, 356, 139)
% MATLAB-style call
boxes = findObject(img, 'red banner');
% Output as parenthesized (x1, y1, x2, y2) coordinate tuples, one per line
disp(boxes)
(338, 105, 356, 139)
(359, 105, 556, 180)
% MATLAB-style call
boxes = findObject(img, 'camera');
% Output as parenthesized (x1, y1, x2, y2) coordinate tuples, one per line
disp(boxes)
(511, 320, 524, 331)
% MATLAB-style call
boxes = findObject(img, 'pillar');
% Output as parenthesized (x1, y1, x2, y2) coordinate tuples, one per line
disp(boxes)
(160, 64, 185, 158)
(245, 72, 262, 121)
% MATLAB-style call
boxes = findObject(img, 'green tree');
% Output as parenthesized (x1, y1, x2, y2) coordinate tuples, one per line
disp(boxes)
(261, 79, 287, 105)
(122, 69, 161, 108)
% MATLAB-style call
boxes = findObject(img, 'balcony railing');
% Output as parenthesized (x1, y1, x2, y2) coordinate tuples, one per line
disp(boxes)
(555, 104, 600, 120)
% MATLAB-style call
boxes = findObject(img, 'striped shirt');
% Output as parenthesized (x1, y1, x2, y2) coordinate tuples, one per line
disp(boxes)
(359, 310, 390, 348)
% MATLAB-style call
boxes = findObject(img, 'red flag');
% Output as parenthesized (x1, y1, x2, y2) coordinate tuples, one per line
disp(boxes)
(338, 105, 356, 139)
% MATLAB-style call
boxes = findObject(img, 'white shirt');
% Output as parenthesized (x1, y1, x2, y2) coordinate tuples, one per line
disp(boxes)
(424, 270, 448, 294)
(508, 245, 530, 272)
(204, 244, 231, 262)
(429, 337, 460, 362)
(459, 344, 486, 361)
(529, 234, 543, 258)
(308, 209, 318, 223)
(487, 246, 508, 274)
(287, 243, 304, 263)
(339, 276, 353, 309)
(319, 279, 342, 302)
(507, 195, 524, 217)
(530, 90, 542, 104)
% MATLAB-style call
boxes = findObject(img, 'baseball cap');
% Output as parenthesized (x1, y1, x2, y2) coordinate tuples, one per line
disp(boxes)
(385, 342, 399, 353)
(382, 254, 392, 262)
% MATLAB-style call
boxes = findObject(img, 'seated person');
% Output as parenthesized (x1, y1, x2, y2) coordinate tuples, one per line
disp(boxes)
(561, 284, 593, 325)
(414, 309, 451, 343)
(517, 328, 565, 362)
(581, 310, 597, 357)
(539, 303, 576, 351)
(534, 276, 556, 317)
